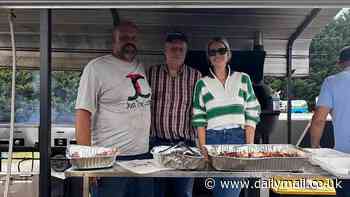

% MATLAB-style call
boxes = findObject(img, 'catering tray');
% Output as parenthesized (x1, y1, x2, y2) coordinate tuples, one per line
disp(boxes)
(67, 145, 118, 170)
(203, 144, 308, 171)
(151, 145, 206, 170)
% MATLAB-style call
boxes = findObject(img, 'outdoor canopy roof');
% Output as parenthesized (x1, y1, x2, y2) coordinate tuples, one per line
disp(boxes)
(0, 8, 341, 76)
(0, 0, 350, 8)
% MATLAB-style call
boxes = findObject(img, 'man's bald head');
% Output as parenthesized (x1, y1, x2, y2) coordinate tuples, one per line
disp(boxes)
(112, 21, 139, 44)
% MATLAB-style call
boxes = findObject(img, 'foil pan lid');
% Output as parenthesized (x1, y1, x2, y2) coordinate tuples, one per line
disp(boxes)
(151, 145, 202, 158)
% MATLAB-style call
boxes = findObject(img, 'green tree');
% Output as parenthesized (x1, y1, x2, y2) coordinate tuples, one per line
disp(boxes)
(266, 10, 350, 109)
(0, 68, 79, 123)
(52, 71, 80, 123)
(0, 68, 38, 122)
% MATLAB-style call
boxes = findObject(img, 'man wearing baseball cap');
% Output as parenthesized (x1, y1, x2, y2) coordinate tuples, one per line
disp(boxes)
(310, 46, 350, 197)
(147, 31, 201, 197)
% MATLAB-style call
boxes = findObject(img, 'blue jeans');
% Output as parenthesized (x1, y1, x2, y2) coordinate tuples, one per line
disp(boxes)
(336, 179, 350, 197)
(154, 178, 195, 197)
(150, 137, 195, 197)
(206, 128, 245, 197)
(91, 153, 154, 197)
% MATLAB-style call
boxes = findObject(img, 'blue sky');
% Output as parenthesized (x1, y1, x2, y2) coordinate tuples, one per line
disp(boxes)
(335, 8, 350, 19)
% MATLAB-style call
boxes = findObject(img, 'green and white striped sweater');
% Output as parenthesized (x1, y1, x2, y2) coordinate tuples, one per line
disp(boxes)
(192, 69, 261, 129)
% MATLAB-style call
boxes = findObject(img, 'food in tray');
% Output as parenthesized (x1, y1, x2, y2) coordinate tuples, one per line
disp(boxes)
(67, 145, 119, 170)
(203, 144, 308, 171)
(219, 151, 299, 158)
(67, 145, 118, 159)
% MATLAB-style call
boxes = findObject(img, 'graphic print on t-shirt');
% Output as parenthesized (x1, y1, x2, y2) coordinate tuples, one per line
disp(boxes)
(126, 72, 151, 110)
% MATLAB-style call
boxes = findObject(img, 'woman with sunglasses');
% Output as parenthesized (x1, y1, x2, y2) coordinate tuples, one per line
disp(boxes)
(192, 37, 261, 197)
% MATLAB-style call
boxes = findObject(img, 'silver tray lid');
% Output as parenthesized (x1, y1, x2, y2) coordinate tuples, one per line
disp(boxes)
(151, 145, 206, 170)
(151, 145, 203, 158)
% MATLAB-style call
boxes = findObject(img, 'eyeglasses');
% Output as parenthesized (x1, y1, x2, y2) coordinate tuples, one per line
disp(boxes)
(208, 48, 228, 56)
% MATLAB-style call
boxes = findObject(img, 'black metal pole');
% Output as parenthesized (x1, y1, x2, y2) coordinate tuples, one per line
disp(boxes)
(110, 8, 120, 27)
(286, 8, 321, 144)
(39, 9, 52, 197)
(286, 43, 293, 144)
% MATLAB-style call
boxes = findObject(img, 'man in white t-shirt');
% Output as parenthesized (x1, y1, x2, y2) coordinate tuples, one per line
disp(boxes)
(75, 20, 153, 197)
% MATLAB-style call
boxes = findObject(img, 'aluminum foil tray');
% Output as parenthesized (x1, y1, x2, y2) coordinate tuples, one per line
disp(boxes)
(151, 146, 207, 170)
(67, 145, 118, 170)
(203, 144, 309, 171)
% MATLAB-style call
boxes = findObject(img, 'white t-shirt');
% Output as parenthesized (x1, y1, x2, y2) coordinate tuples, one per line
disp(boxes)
(75, 55, 151, 156)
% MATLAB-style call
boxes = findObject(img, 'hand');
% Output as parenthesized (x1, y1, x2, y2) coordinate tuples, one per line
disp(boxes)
(244, 125, 255, 144)
(200, 146, 209, 161)
(311, 144, 321, 148)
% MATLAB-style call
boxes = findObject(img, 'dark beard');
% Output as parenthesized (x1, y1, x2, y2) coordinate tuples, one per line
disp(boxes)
(120, 43, 137, 62)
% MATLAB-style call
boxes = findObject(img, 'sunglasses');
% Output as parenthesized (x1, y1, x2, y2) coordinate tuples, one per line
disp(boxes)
(208, 47, 228, 56)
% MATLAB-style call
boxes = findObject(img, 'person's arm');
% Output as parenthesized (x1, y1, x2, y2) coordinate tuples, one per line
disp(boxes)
(192, 80, 208, 155)
(197, 127, 206, 148)
(197, 127, 209, 159)
(243, 74, 261, 144)
(310, 77, 333, 148)
(75, 109, 92, 146)
(192, 80, 208, 129)
(245, 126, 255, 144)
(74, 62, 99, 146)
(75, 108, 98, 185)
(310, 106, 330, 148)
